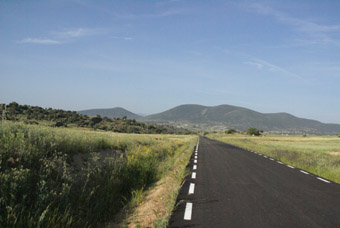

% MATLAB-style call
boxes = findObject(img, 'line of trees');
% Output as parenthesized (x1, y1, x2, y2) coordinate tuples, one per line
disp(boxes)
(0, 102, 192, 134)
(224, 127, 263, 136)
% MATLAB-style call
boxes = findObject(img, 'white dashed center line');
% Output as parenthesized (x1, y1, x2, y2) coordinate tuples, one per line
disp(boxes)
(194, 156, 197, 159)
(193, 165, 197, 170)
(184, 202, 193, 220)
(269, 158, 274, 161)
(191, 172, 196, 179)
(194, 159, 197, 163)
(287, 165, 295, 169)
(277, 161, 283, 164)
(317, 177, 330, 183)
(188, 183, 195, 194)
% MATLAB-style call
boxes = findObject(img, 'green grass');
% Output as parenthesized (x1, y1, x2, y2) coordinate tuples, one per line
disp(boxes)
(207, 133, 340, 183)
(119, 134, 197, 228)
(0, 121, 196, 227)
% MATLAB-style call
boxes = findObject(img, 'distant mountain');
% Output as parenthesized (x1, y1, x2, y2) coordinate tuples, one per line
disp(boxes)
(79, 107, 141, 119)
(143, 104, 340, 134)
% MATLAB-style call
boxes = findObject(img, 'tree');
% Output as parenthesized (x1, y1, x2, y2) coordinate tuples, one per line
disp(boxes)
(225, 129, 237, 134)
(247, 128, 261, 136)
(91, 115, 102, 124)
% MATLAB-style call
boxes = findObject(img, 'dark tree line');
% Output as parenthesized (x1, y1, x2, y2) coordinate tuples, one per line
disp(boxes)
(0, 102, 192, 134)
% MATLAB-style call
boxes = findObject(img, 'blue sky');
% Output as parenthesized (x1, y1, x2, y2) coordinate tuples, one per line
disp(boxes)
(1, 0, 340, 123)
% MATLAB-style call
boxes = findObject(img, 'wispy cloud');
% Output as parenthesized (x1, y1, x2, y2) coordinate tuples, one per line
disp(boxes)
(18, 28, 107, 45)
(114, 9, 188, 19)
(244, 61, 263, 70)
(151, 8, 186, 17)
(72, 0, 188, 19)
(112, 36, 133, 41)
(245, 58, 303, 80)
(248, 3, 340, 46)
(17, 38, 61, 44)
(51, 28, 106, 39)
(250, 3, 340, 32)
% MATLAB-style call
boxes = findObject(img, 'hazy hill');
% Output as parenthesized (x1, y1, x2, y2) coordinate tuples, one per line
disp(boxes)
(143, 104, 340, 134)
(79, 107, 141, 119)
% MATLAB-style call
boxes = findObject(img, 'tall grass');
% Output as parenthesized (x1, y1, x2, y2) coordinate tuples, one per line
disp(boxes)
(207, 133, 340, 183)
(0, 121, 194, 227)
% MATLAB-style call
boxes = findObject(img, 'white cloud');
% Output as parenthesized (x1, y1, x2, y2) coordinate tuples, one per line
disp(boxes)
(112, 36, 133, 41)
(245, 58, 303, 80)
(17, 28, 107, 45)
(248, 3, 340, 46)
(52, 28, 106, 39)
(244, 61, 263, 70)
(250, 3, 340, 32)
(17, 38, 61, 44)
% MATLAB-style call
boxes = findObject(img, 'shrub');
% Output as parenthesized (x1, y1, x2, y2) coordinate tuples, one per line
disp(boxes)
(247, 128, 261, 136)
(225, 129, 237, 134)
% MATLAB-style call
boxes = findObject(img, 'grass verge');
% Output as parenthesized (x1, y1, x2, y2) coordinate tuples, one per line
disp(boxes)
(207, 133, 340, 183)
(0, 121, 196, 227)
(117, 136, 197, 228)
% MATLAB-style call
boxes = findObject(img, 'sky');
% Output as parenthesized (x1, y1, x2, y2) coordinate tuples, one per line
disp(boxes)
(1, 0, 340, 123)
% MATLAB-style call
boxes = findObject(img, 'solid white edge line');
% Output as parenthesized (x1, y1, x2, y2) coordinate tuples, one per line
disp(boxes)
(300, 170, 309, 175)
(193, 165, 197, 170)
(317, 177, 330, 183)
(184, 202, 193, 220)
(191, 172, 196, 179)
(287, 165, 295, 169)
(188, 183, 195, 194)
(194, 159, 197, 163)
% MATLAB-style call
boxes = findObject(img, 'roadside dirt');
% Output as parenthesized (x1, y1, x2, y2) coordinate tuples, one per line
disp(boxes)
(127, 176, 173, 227)
(328, 152, 340, 156)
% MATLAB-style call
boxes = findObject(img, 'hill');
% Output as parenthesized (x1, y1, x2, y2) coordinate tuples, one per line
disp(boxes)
(143, 104, 340, 134)
(0, 102, 192, 134)
(79, 107, 141, 119)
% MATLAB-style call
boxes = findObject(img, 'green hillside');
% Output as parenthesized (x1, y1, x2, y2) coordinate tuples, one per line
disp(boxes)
(144, 104, 340, 134)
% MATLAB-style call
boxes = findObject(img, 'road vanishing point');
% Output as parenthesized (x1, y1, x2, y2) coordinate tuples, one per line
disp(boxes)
(168, 137, 340, 228)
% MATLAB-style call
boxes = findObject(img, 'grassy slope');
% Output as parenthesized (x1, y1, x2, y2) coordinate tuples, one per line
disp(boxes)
(207, 133, 340, 183)
(118, 135, 197, 228)
(0, 121, 197, 228)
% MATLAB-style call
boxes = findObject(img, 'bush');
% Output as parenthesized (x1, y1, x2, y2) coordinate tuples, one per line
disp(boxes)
(225, 129, 236, 134)
(247, 128, 261, 136)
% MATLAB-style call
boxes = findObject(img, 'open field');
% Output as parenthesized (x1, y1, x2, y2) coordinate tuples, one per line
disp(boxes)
(207, 133, 340, 183)
(0, 121, 197, 228)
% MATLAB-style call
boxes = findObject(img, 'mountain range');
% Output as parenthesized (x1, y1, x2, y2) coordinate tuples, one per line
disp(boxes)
(79, 104, 340, 134)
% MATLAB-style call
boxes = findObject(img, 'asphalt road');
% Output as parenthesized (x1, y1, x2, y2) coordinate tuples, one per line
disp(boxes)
(168, 137, 340, 228)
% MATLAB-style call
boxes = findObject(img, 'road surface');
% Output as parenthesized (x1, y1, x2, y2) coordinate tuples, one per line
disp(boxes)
(168, 137, 340, 228)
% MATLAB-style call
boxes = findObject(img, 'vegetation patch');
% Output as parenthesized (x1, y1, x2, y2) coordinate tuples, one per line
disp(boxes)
(118, 136, 195, 228)
(207, 133, 340, 183)
(0, 121, 196, 227)
(0, 102, 192, 134)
